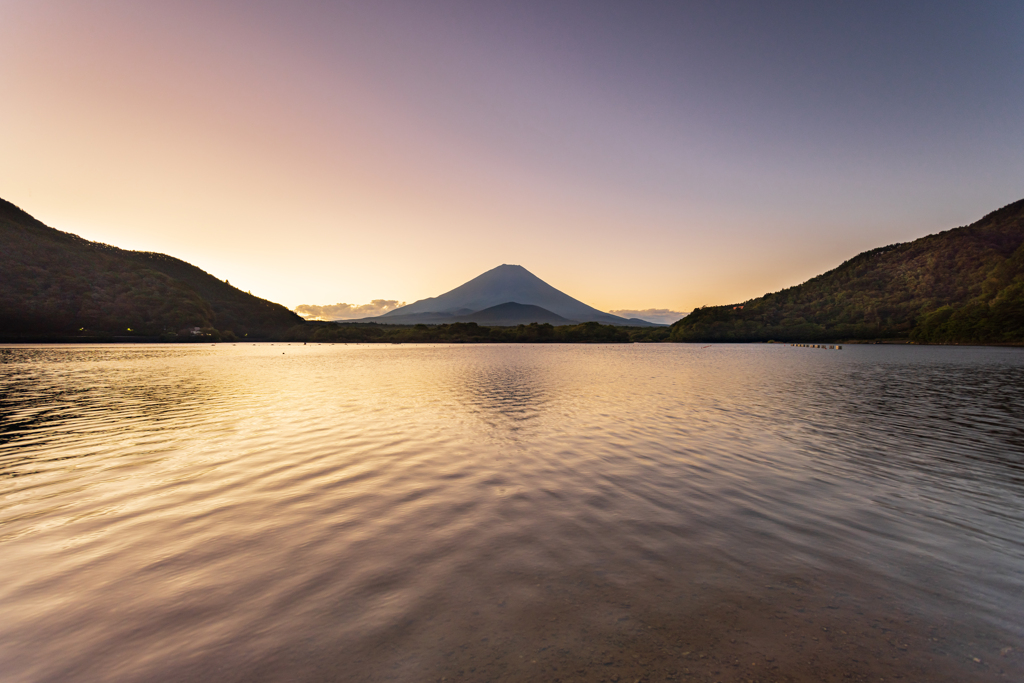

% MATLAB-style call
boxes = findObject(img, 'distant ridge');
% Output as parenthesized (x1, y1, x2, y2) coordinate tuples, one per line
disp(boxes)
(462, 302, 572, 326)
(367, 264, 660, 326)
(671, 197, 1024, 344)
(0, 197, 303, 338)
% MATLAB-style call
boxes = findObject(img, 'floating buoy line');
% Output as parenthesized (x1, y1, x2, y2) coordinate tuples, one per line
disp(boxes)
(791, 343, 842, 350)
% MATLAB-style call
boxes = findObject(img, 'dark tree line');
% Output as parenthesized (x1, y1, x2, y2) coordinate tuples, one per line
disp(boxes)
(283, 321, 670, 344)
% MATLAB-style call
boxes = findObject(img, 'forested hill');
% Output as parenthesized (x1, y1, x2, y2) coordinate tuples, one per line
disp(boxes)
(671, 198, 1024, 344)
(0, 198, 302, 339)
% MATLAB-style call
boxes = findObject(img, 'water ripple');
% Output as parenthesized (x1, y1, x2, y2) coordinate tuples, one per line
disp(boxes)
(0, 343, 1022, 682)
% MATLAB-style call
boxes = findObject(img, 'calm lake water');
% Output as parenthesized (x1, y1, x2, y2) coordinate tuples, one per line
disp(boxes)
(1, 343, 1022, 682)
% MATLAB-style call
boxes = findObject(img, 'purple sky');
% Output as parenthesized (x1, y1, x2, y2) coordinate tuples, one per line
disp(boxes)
(2, 1, 1022, 316)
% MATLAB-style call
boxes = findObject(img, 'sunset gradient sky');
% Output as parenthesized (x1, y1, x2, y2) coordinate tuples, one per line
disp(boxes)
(3, 1, 1023, 316)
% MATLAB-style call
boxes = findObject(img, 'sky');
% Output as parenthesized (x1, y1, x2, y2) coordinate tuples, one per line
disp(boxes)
(2, 1, 1023, 320)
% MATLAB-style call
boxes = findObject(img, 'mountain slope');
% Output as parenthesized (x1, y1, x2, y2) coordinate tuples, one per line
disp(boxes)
(671, 198, 1024, 343)
(345, 303, 574, 326)
(0, 198, 302, 338)
(381, 264, 638, 324)
(459, 302, 573, 326)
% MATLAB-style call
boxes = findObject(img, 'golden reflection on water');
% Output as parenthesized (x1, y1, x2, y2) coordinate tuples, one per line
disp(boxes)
(0, 343, 1023, 682)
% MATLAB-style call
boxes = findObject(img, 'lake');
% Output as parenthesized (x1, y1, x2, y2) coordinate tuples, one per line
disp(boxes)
(1, 343, 1022, 682)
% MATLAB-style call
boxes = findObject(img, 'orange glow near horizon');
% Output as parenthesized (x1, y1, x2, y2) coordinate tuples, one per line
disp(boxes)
(2, 2, 1022, 315)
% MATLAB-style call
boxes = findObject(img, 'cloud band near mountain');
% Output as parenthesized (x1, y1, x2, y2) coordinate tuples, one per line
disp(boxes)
(294, 300, 405, 320)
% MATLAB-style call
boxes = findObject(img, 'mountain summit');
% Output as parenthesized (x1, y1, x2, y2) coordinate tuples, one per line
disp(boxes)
(371, 264, 656, 326)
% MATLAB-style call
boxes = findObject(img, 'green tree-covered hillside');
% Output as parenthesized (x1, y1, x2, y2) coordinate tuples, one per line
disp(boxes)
(671, 198, 1024, 344)
(0, 198, 302, 339)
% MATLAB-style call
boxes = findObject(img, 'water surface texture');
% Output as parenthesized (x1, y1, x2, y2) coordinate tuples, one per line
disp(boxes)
(1, 344, 1022, 682)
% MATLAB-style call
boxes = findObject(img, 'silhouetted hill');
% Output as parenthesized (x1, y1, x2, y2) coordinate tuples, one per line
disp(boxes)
(380, 264, 658, 325)
(0, 198, 302, 339)
(671, 198, 1024, 344)
(356, 302, 575, 326)
(460, 302, 573, 326)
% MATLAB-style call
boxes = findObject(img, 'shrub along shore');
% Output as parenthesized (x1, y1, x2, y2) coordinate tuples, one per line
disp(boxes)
(0, 321, 672, 344)
(6, 324, 1020, 345)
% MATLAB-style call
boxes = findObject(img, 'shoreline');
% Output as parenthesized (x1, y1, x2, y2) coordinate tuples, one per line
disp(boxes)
(2, 338, 1023, 348)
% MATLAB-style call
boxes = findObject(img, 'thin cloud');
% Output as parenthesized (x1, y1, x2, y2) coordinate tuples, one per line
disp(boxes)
(610, 308, 687, 325)
(294, 300, 405, 320)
